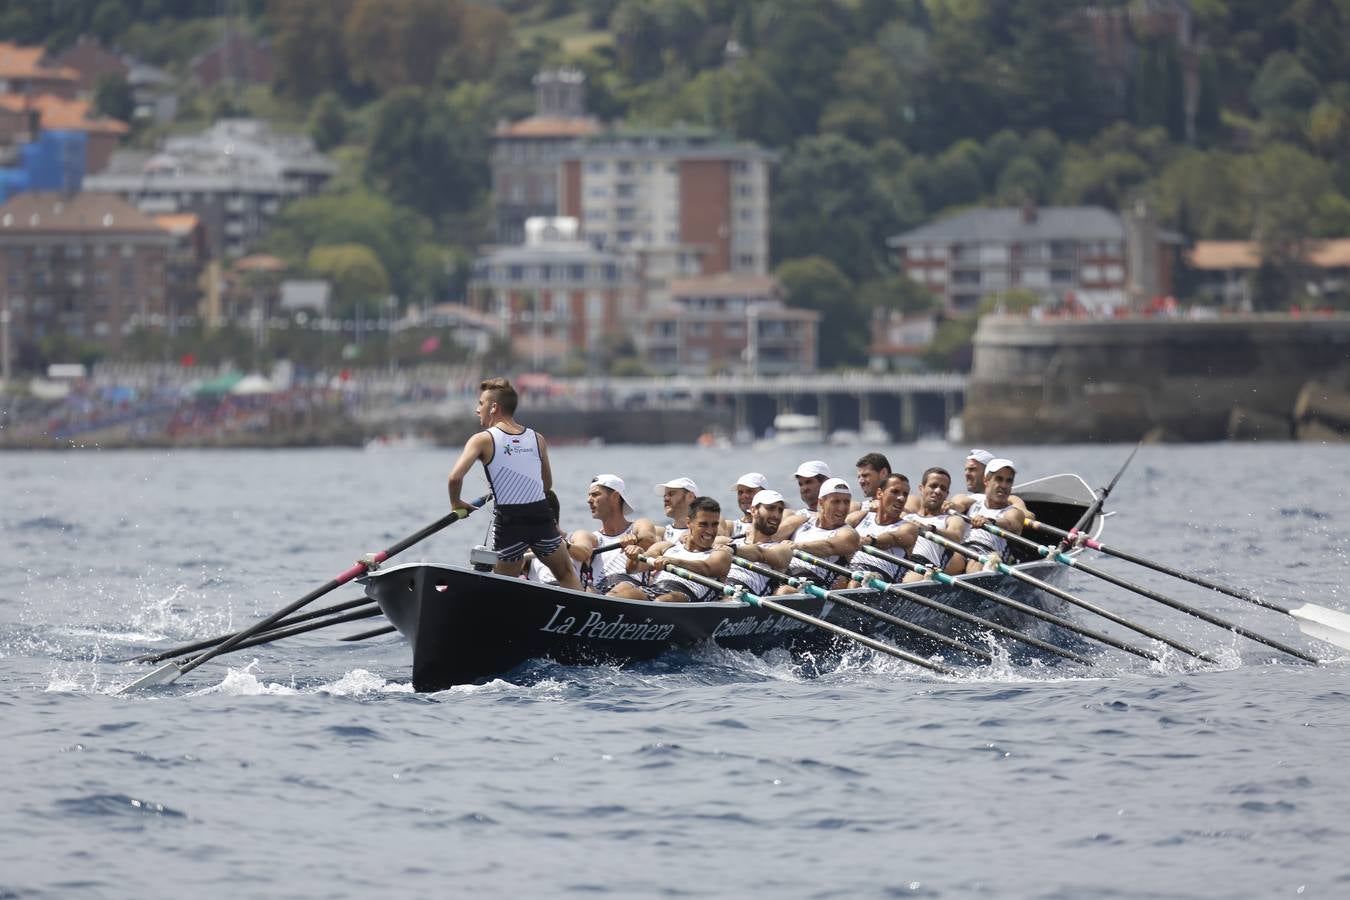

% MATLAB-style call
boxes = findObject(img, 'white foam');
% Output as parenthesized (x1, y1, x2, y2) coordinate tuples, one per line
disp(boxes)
(319, 669, 414, 696)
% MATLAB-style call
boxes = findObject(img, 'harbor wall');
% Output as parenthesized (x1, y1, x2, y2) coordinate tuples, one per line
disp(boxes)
(963, 314, 1350, 443)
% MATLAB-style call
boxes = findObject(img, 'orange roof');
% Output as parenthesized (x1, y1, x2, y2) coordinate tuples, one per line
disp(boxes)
(0, 42, 79, 82)
(494, 116, 599, 139)
(234, 254, 287, 272)
(153, 213, 201, 235)
(0, 93, 129, 134)
(1190, 239, 1350, 270)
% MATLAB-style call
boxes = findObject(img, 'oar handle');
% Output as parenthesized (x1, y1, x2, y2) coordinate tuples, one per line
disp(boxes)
(590, 541, 625, 557)
(173, 494, 491, 683)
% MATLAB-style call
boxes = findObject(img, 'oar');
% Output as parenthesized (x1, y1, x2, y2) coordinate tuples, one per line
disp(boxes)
(639, 555, 957, 675)
(728, 557, 992, 662)
(130, 597, 377, 664)
(1060, 440, 1140, 549)
(219, 605, 384, 652)
(789, 549, 1093, 664)
(919, 530, 1162, 663)
(340, 624, 397, 642)
(982, 521, 1321, 663)
(119, 495, 491, 693)
(861, 546, 1146, 663)
(1024, 517, 1350, 653)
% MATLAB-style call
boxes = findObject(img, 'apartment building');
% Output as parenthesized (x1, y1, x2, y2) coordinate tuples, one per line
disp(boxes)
(490, 68, 599, 245)
(85, 118, 335, 259)
(641, 274, 820, 375)
(887, 205, 1178, 314)
(467, 217, 637, 371)
(0, 192, 173, 353)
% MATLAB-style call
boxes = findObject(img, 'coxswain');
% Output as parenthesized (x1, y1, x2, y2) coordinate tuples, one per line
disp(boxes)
(722, 472, 769, 538)
(447, 377, 582, 589)
(844, 472, 918, 587)
(524, 490, 597, 586)
(609, 497, 732, 602)
(653, 476, 699, 543)
(901, 467, 968, 582)
(948, 457, 1026, 574)
(778, 478, 861, 594)
(852, 452, 892, 513)
(716, 489, 794, 597)
(587, 473, 657, 594)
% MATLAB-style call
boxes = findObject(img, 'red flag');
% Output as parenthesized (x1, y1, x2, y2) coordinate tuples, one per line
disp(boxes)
(420, 335, 441, 354)
(180, 353, 196, 368)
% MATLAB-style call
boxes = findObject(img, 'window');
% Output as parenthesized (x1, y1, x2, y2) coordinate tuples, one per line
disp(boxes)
(508, 265, 523, 282)
(617, 161, 633, 175)
(615, 183, 635, 199)
(1051, 268, 1074, 284)
(616, 207, 636, 222)
(121, 266, 135, 289)
(953, 270, 980, 285)
(570, 264, 586, 280)
(587, 161, 606, 174)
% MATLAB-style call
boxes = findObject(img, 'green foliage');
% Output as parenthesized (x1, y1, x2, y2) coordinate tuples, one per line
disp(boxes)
(93, 74, 134, 123)
(307, 244, 391, 316)
(308, 92, 347, 152)
(774, 255, 863, 369)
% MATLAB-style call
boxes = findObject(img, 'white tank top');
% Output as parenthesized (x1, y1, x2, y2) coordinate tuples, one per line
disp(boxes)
(966, 494, 1009, 556)
(725, 537, 778, 595)
(730, 519, 750, 540)
(850, 512, 904, 579)
(787, 520, 846, 581)
(904, 511, 951, 567)
(663, 522, 689, 544)
(653, 542, 717, 600)
(483, 426, 546, 507)
(592, 522, 635, 582)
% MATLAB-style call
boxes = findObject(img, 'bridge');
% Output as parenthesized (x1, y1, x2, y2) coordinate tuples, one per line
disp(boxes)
(560, 372, 968, 440)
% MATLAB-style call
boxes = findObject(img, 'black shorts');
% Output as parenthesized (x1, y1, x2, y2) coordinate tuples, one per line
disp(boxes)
(493, 501, 563, 562)
(785, 566, 836, 591)
(851, 559, 896, 582)
(641, 581, 710, 603)
(596, 573, 645, 594)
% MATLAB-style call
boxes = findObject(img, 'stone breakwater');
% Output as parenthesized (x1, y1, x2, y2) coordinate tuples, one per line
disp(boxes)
(963, 314, 1350, 443)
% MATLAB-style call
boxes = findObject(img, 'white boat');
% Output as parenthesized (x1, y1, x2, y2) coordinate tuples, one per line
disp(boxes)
(828, 419, 891, 446)
(756, 413, 824, 447)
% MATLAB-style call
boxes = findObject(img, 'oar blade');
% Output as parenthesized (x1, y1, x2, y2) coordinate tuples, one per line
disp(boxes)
(1290, 604, 1350, 652)
(117, 660, 183, 694)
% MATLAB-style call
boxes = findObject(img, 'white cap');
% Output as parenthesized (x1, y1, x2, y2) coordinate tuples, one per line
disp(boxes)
(751, 489, 786, 507)
(733, 472, 769, 490)
(984, 458, 1016, 477)
(967, 448, 995, 466)
(794, 460, 831, 478)
(819, 477, 851, 498)
(591, 473, 634, 515)
(654, 476, 699, 496)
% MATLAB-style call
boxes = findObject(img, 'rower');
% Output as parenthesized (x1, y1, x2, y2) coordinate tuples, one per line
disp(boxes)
(852, 452, 892, 514)
(901, 466, 967, 582)
(447, 377, 582, 589)
(587, 473, 657, 594)
(778, 477, 861, 595)
(717, 488, 794, 597)
(653, 476, 699, 543)
(772, 459, 831, 539)
(948, 457, 1026, 574)
(609, 497, 732, 602)
(722, 472, 769, 538)
(844, 472, 918, 587)
(961, 447, 1028, 513)
(525, 490, 597, 586)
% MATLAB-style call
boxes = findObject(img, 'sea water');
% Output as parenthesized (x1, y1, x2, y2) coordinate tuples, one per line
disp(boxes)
(3, 442, 1349, 898)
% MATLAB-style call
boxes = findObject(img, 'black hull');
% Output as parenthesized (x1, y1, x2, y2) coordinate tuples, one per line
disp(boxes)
(363, 561, 1086, 691)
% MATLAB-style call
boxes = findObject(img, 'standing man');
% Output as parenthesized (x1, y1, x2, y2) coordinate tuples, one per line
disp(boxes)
(853, 452, 893, 514)
(447, 377, 582, 590)
(587, 473, 656, 594)
(654, 476, 699, 543)
(723, 472, 769, 538)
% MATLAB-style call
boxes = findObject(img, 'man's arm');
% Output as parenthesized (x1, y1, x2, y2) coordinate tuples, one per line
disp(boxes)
(845, 509, 866, 527)
(660, 547, 731, 580)
(567, 529, 597, 564)
(863, 522, 917, 553)
(947, 493, 976, 514)
(938, 513, 967, 543)
(770, 512, 808, 541)
(796, 526, 861, 558)
(734, 542, 793, 572)
(995, 506, 1024, 535)
(447, 432, 491, 511)
(625, 540, 671, 573)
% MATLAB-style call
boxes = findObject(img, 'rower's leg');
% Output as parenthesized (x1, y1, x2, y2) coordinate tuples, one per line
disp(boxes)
(607, 582, 646, 600)
(537, 543, 583, 590)
(494, 558, 527, 578)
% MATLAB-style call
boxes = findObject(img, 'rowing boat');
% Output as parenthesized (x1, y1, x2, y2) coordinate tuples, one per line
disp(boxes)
(361, 474, 1105, 691)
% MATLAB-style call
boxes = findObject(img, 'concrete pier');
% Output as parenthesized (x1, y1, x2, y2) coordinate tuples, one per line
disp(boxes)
(964, 314, 1350, 442)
